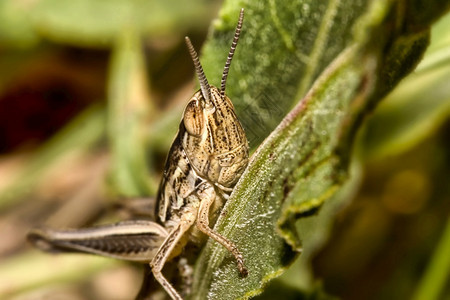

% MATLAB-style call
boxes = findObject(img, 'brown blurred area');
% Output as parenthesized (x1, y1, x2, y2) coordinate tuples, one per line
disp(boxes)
(0, 48, 107, 153)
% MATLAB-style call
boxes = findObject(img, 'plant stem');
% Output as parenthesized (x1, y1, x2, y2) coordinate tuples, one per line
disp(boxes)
(413, 217, 450, 300)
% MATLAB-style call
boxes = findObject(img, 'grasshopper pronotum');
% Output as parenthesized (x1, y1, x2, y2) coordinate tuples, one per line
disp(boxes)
(29, 8, 248, 300)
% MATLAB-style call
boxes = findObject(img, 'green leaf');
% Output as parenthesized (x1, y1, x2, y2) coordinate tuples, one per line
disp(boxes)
(107, 29, 157, 197)
(272, 157, 363, 292)
(189, 0, 450, 299)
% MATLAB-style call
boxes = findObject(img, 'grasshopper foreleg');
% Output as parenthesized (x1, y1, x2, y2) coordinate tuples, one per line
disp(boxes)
(196, 183, 248, 277)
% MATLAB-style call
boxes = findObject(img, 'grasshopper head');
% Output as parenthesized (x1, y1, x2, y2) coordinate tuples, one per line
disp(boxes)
(182, 9, 248, 189)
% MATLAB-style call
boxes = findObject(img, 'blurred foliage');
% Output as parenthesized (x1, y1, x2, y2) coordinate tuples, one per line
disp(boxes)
(107, 29, 156, 197)
(0, 0, 212, 48)
(0, 0, 449, 300)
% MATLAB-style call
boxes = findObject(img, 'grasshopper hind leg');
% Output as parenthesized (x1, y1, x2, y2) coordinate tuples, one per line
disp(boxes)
(27, 220, 168, 262)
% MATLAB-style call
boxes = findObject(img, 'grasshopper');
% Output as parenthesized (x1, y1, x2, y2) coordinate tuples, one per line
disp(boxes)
(29, 8, 248, 300)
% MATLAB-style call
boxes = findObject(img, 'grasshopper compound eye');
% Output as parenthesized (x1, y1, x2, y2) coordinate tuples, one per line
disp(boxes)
(183, 99, 205, 137)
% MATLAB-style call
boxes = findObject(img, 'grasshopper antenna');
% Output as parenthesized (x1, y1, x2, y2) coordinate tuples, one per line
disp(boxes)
(185, 37, 212, 105)
(220, 8, 244, 100)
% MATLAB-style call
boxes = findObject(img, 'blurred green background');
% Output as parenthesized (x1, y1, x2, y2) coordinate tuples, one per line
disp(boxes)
(0, 1, 449, 299)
